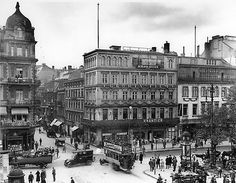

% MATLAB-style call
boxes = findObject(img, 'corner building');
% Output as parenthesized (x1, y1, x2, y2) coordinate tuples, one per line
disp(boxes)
(83, 45, 179, 145)
(0, 3, 39, 150)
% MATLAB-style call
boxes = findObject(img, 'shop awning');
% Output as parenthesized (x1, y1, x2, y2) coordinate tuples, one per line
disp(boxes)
(50, 119, 57, 126)
(54, 121, 62, 126)
(71, 126, 79, 132)
(11, 108, 28, 115)
(0, 107, 7, 115)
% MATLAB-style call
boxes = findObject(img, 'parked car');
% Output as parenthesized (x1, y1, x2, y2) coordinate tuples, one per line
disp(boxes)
(64, 149, 94, 167)
(55, 138, 66, 146)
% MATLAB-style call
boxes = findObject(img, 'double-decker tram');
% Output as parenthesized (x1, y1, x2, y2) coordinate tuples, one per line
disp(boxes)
(100, 139, 135, 171)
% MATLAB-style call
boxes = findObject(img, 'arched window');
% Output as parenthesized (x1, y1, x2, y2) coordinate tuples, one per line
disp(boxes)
(113, 57, 117, 66)
(107, 56, 111, 66)
(101, 56, 106, 66)
(118, 57, 122, 67)
(124, 57, 128, 67)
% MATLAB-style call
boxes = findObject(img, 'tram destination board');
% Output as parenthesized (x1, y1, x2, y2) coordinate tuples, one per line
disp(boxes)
(104, 141, 132, 153)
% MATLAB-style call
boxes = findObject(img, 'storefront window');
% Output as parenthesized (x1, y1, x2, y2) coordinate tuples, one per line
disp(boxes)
(103, 109, 108, 120)
(142, 108, 147, 119)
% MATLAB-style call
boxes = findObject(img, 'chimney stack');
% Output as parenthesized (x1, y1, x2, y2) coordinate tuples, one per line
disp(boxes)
(197, 45, 200, 57)
(151, 47, 156, 52)
(164, 41, 170, 53)
(183, 46, 185, 56)
(52, 66, 54, 70)
(68, 65, 72, 70)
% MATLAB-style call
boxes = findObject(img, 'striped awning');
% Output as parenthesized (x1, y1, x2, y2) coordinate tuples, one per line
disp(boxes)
(50, 119, 57, 126)
(54, 121, 62, 126)
(71, 126, 79, 132)
(11, 108, 28, 115)
(0, 107, 7, 115)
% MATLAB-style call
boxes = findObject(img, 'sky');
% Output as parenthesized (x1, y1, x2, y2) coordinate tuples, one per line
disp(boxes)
(1, 0, 236, 69)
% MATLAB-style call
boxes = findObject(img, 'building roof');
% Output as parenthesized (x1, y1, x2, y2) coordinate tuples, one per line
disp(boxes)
(6, 2, 32, 31)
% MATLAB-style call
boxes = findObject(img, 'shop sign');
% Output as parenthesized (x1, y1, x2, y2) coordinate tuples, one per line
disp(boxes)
(143, 118, 163, 123)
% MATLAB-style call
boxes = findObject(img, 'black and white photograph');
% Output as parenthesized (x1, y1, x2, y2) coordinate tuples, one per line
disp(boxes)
(1, 0, 236, 182)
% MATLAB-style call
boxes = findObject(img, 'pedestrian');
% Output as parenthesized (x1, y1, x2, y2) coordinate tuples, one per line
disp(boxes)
(163, 139, 166, 149)
(218, 166, 222, 178)
(195, 142, 198, 151)
(157, 174, 163, 183)
(160, 159, 164, 171)
(71, 177, 75, 183)
(56, 148, 59, 158)
(142, 146, 146, 156)
(35, 141, 39, 151)
(70, 137, 73, 145)
(39, 128, 41, 134)
(63, 144, 66, 152)
(172, 156, 177, 172)
(139, 152, 143, 164)
(151, 143, 153, 151)
(156, 156, 160, 169)
(28, 172, 34, 183)
(41, 169, 46, 183)
(74, 142, 78, 150)
(149, 158, 153, 171)
(165, 156, 168, 169)
(52, 167, 56, 182)
(39, 138, 42, 146)
(230, 171, 235, 183)
(36, 170, 40, 183)
(153, 161, 157, 175)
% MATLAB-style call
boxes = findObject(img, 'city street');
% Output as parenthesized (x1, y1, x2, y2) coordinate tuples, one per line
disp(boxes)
(19, 128, 232, 183)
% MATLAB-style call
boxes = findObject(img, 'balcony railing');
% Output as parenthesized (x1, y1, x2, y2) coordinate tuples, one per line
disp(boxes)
(178, 77, 236, 83)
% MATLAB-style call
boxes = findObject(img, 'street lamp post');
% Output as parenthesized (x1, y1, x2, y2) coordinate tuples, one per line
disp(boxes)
(181, 131, 192, 171)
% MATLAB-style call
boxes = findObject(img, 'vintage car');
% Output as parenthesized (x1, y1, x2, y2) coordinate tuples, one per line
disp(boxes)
(64, 149, 94, 167)
(55, 138, 66, 146)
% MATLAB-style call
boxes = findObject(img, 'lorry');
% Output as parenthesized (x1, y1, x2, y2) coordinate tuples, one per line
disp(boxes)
(10, 149, 53, 168)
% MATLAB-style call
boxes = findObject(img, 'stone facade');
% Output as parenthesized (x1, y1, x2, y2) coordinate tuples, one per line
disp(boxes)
(83, 45, 179, 145)
(0, 3, 39, 150)
(178, 56, 236, 137)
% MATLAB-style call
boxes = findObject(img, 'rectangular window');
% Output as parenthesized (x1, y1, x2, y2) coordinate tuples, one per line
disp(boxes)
(169, 91, 173, 100)
(142, 91, 146, 100)
(16, 90, 23, 102)
(11, 46, 14, 56)
(151, 108, 156, 119)
(168, 75, 173, 84)
(182, 86, 189, 97)
(102, 73, 108, 84)
(123, 108, 128, 119)
(160, 75, 165, 84)
(142, 75, 147, 84)
(178, 104, 182, 116)
(222, 87, 227, 98)
(160, 91, 164, 100)
(201, 87, 206, 97)
(112, 74, 118, 84)
(142, 108, 147, 119)
(160, 108, 164, 119)
(169, 108, 173, 119)
(113, 109, 118, 120)
(132, 91, 137, 100)
(150, 75, 155, 85)
(193, 104, 197, 116)
(112, 91, 118, 100)
(122, 74, 128, 84)
(103, 109, 108, 120)
(133, 108, 137, 119)
(16, 68, 23, 78)
(192, 87, 198, 97)
(132, 74, 137, 84)
(102, 91, 108, 100)
(151, 92, 155, 100)
(123, 91, 128, 100)
(183, 104, 188, 116)
(201, 102, 206, 114)
(17, 47, 22, 56)
(25, 48, 28, 57)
